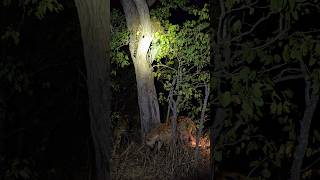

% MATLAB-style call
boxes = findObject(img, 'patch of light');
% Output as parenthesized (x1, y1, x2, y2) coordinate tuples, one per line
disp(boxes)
(137, 34, 153, 57)
(190, 136, 210, 149)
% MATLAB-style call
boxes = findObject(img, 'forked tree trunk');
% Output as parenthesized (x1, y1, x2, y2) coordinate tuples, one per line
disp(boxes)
(120, 0, 160, 137)
(74, 0, 112, 180)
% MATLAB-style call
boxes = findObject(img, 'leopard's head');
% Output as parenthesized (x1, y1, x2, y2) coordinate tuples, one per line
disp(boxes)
(145, 132, 160, 149)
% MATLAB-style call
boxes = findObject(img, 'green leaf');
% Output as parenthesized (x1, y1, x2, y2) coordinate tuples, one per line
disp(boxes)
(286, 142, 294, 156)
(274, 54, 281, 63)
(246, 141, 258, 154)
(250, 160, 260, 167)
(254, 98, 264, 107)
(271, 102, 277, 114)
(249, 8, 254, 15)
(301, 41, 309, 56)
(283, 101, 290, 113)
(242, 101, 253, 116)
(232, 20, 241, 33)
(239, 67, 250, 80)
(215, 151, 222, 161)
(252, 83, 263, 97)
(219, 91, 232, 107)
(262, 168, 271, 178)
(314, 130, 320, 141)
(271, 0, 283, 12)
(292, 11, 298, 20)
(309, 57, 316, 66)
(277, 103, 283, 115)
(288, 0, 295, 12)
(315, 43, 320, 56)
(19, 168, 30, 179)
(306, 148, 313, 157)
(232, 95, 241, 104)
(243, 49, 256, 63)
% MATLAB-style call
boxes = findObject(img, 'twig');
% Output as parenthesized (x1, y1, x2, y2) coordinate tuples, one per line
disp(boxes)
(273, 74, 304, 83)
(246, 157, 268, 179)
(231, 12, 276, 42)
(301, 154, 320, 172)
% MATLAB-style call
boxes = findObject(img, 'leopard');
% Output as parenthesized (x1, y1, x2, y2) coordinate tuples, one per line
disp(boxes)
(145, 116, 196, 151)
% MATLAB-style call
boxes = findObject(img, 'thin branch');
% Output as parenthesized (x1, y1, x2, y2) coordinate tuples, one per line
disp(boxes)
(217, 0, 225, 42)
(219, 0, 225, 16)
(152, 64, 177, 72)
(231, 12, 276, 42)
(275, 68, 302, 78)
(273, 74, 304, 83)
(147, 0, 157, 7)
(221, 0, 260, 30)
(222, 135, 265, 147)
(253, 28, 289, 50)
(301, 154, 320, 172)
(300, 61, 311, 104)
(259, 63, 288, 75)
(195, 84, 209, 166)
(246, 157, 268, 179)
(228, 1, 259, 14)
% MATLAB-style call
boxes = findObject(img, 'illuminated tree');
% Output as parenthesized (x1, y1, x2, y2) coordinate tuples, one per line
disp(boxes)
(119, 0, 161, 137)
(113, 0, 210, 140)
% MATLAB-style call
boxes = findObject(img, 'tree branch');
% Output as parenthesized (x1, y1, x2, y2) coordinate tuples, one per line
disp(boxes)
(147, 0, 157, 7)
(259, 63, 288, 75)
(133, 0, 152, 34)
(217, 0, 225, 42)
(301, 155, 320, 172)
(231, 12, 275, 42)
(255, 32, 287, 50)
(273, 74, 304, 83)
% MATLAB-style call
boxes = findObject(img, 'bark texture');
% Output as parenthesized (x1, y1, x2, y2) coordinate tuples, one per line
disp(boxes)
(289, 62, 319, 180)
(120, 0, 160, 137)
(74, 0, 112, 180)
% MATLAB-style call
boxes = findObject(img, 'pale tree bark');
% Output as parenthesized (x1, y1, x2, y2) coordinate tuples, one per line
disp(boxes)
(289, 62, 319, 180)
(120, 0, 160, 137)
(74, 0, 112, 180)
(195, 84, 209, 166)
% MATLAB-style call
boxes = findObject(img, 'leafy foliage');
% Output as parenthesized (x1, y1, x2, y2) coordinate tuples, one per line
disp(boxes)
(4, 158, 38, 180)
(211, 0, 320, 179)
(111, 9, 130, 70)
(151, 1, 210, 118)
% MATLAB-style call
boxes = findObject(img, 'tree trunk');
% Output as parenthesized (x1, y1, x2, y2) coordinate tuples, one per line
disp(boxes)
(134, 52, 160, 137)
(120, 0, 160, 137)
(0, 90, 5, 171)
(74, 0, 112, 180)
(289, 62, 319, 180)
(210, 107, 225, 180)
(289, 95, 318, 180)
(195, 85, 209, 160)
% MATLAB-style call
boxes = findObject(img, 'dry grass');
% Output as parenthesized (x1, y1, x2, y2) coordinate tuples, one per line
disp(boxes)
(111, 141, 210, 180)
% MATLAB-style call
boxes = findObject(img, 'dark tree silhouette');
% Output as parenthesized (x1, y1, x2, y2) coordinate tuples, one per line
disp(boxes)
(74, 0, 112, 179)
